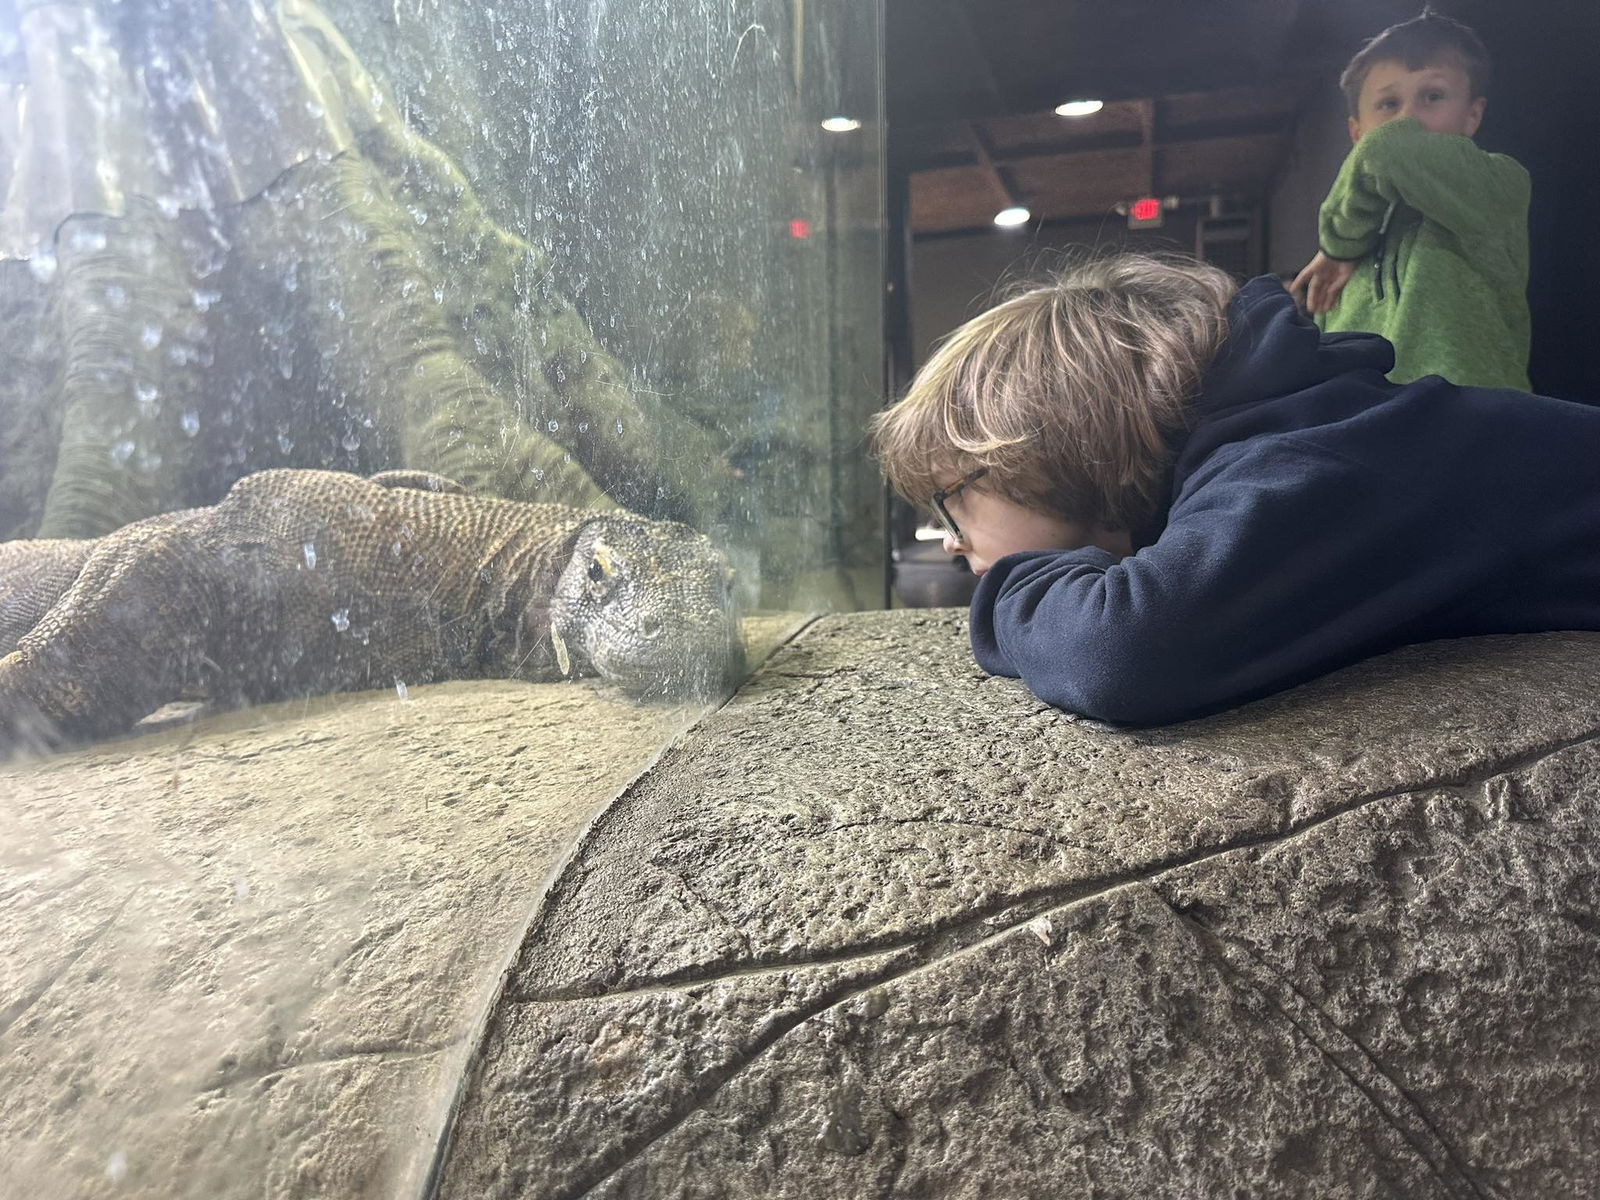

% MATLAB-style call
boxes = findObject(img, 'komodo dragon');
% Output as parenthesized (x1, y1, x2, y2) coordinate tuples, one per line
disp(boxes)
(0, 468, 743, 753)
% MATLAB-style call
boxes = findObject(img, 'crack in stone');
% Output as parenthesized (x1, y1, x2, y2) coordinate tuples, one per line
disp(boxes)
(0, 892, 136, 1045)
(528, 724, 1600, 1007)
(561, 950, 920, 1200)
(1168, 904, 1491, 1200)
(510, 728, 1600, 1197)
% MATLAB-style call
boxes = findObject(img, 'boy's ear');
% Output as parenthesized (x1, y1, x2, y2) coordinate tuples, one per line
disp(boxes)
(1464, 96, 1486, 138)
(1347, 115, 1361, 145)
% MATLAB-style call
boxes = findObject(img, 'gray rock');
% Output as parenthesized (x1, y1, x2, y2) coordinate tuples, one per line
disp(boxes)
(6, 611, 1600, 1198)
(0, 680, 709, 1199)
(435, 613, 1600, 1199)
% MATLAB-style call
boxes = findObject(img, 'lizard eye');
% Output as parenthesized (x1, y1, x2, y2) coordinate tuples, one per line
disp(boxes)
(588, 559, 606, 583)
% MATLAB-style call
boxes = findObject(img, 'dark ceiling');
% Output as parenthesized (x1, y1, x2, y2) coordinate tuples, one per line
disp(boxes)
(887, 0, 1419, 234)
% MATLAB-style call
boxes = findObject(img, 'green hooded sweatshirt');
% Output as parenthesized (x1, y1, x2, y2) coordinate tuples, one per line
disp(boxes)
(1316, 116, 1531, 391)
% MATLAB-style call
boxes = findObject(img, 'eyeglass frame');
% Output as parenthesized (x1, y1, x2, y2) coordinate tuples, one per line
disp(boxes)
(929, 466, 989, 545)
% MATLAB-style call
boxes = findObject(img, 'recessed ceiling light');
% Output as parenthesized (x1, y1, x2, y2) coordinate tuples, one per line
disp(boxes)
(1054, 99, 1104, 118)
(820, 116, 862, 133)
(993, 206, 1031, 227)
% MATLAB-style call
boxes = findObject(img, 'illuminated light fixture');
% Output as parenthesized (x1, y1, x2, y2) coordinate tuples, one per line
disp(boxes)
(821, 116, 862, 133)
(993, 205, 1031, 227)
(1054, 99, 1104, 118)
(789, 218, 812, 239)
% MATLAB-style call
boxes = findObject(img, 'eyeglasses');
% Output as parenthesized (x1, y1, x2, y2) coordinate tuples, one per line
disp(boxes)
(929, 466, 988, 545)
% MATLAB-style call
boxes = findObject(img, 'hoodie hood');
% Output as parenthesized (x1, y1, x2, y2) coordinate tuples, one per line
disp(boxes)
(1162, 277, 1400, 496)
(1196, 276, 1395, 417)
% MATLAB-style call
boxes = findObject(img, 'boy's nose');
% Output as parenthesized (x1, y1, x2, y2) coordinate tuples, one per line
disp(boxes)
(942, 531, 964, 555)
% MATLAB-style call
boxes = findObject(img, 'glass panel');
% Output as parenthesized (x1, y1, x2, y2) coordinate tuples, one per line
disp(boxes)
(0, 2, 880, 1187)
(0, 0, 884, 730)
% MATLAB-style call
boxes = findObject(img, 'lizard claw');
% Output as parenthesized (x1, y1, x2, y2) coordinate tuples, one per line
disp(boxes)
(550, 626, 572, 678)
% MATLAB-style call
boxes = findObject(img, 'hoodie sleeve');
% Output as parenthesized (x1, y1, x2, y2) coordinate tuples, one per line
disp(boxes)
(968, 435, 1505, 725)
(1318, 118, 1530, 270)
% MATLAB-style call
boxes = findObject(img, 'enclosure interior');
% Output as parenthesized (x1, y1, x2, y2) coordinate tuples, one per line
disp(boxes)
(0, 0, 885, 625)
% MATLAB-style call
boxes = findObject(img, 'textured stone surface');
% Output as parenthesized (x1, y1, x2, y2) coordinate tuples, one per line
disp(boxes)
(435, 612, 1600, 1199)
(6, 610, 1600, 1198)
(0, 678, 708, 1199)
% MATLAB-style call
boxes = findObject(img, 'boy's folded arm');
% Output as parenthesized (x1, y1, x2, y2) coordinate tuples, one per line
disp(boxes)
(1319, 117, 1529, 259)
(969, 442, 1505, 726)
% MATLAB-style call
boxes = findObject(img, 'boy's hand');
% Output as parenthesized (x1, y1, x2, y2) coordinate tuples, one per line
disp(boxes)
(1290, 253, 1357, 315)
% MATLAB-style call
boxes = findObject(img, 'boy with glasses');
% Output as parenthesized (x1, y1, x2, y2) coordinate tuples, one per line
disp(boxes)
(870, 254, 1600, 725)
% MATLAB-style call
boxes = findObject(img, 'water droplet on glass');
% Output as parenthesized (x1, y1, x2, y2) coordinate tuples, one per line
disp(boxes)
(192, 288, 221, 312)
(341, 430, 361, 452)
(531, 467, 545, 481)
(104, 284, 128, 308)
(140, 324, 163, 349)
(410, 206, 429, 225)
(278, 433, 293, 453)
(614, 420, 625, 435)
(433, 286, 444, 304)
(110, 440, 135, 464)
(546, 419, 559, 433)
(577, 422, 589, 434)
(181, 410, 200, 436)
(28, 245, 57, 282)
(68, 227, 107, 252)
(394, 679, 409, 701)
(135, 382, 159, 411)
(157, 194, 181, 219)
(331, 608, 350, 632)
(302, 542, 317, 569)
(233, 877, 251, 900)
(105, 1151, 128, 1183)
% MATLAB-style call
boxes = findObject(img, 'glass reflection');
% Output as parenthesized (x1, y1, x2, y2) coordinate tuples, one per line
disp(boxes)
(0, 0, 884, 747)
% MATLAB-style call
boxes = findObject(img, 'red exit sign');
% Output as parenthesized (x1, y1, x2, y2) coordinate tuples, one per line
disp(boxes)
(1125, 195, 1178, 229)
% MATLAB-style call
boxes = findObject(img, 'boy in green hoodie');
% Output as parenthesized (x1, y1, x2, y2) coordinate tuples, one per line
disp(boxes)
(1290, 12, 1530, 390)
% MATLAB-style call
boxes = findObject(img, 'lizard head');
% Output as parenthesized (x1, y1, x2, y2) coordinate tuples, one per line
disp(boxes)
(548, 516, 745, 700)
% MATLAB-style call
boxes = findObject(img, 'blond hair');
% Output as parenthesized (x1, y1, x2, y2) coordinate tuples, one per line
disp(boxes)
(870, 253, 1237, 532)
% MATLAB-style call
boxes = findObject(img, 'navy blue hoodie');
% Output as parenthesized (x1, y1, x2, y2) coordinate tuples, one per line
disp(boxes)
(969, 276, 1600, 725)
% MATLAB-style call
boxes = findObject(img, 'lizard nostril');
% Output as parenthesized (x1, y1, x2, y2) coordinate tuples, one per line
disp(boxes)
(640, 616, 663, 639)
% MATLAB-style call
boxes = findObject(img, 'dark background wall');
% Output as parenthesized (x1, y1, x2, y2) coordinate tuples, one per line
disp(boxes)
(1447, 0, 1600, 400)
(1266, 87, 1349, 277)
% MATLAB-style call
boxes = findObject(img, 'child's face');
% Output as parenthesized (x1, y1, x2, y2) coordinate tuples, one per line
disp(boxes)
(1349, 57, 1486, 143)
(936, 480, 1131, 576)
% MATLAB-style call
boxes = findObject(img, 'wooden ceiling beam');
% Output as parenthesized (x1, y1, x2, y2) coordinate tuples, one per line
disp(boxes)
(903, 111, 1296, 175)
(965, 121, 1022, 212)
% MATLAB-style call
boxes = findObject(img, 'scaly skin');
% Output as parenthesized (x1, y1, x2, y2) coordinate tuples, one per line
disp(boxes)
(0, 469, 742, 754)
